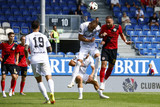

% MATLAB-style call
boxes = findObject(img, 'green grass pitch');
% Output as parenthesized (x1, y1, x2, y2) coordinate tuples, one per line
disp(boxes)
(0, 92, 160, 107)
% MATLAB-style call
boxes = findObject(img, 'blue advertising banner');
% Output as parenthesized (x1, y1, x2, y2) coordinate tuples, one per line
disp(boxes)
(0, 57, 159, 76)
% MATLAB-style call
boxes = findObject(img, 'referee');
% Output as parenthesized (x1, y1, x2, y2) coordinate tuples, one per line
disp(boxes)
(98, 16, 132, 90)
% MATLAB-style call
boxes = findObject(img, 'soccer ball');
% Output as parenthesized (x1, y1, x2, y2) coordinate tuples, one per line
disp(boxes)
(88, 2, 98, 11)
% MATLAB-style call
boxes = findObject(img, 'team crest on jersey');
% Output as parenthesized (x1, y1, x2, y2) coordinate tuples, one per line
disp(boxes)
(2, 71, 5, 74)
(112, 28, 117, 32)
(102, 57, 105, 60)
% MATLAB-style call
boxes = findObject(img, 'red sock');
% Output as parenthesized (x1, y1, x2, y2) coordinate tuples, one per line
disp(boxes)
(1, 81, 5, 91)
(12, 80, 17, 92)
(105, 67, 113, 80)
(100, 67, 106, 82)
(20, 81, 25, 93)
(11, 79, 16, 91)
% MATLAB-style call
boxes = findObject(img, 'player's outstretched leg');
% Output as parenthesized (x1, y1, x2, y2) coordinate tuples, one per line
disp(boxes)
(94, 56, 100, 81)
(68, 61, 81, 88)
(76, 76, 83, 99)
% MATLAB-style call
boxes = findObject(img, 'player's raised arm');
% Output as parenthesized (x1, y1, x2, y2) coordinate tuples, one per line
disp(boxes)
(69, 60, 76, 66)
(15, 52, 19, 65)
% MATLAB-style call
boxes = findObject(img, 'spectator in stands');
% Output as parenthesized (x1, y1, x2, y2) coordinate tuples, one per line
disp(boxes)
(136, 7, 144, 21)
(50, 25, 60, 53)
(111, 0, 120, 10)
(150, 0, 157, 8)
(96, 17, 101, 27)
(121, 12, 131, 30)
(77, 0, 88, 7)
(141, 0, 151, 8)
(82, 15, 88, 22)
(148, 64, 155, 76)
(75, 5, 83, 15)
(125, 2, 131, 8)
(149, 13, 159, 27)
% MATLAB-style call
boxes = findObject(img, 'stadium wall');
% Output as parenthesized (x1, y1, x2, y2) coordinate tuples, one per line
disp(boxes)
(1, 57, 160, 92)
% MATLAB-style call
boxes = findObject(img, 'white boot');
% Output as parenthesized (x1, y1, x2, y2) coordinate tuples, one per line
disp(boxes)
(2, 91, 7, 98)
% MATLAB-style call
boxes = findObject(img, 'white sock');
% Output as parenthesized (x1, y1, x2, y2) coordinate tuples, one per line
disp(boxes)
(47, 79, 54, 94)
(78, 88, 83, 98)
(38, 82, 49, 101)
(94, 56, 100, 76)
(97, 89, 103, 96)
(70, 61, 81, 83)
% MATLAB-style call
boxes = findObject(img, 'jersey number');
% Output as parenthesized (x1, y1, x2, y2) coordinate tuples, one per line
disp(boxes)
(33, 37, 44, 48)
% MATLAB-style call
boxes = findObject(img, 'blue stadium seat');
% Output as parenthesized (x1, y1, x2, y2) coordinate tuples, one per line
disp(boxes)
(137, 31, 146, 37)
(142, 37, 150, 44)
(151, 25, 159, 31)
(81, 6, 87, 11)
(146, 7, 154, 13)
(146, 44, 152, 50)
(22, 10, 30, 16)
(150, 38, 159, 44)
(135, 43, 144, 50)
(57, 52, 65, 57)
(21, 27, 29, 35)
(19, 5, 26, 10)
(151, 48, 157, 55)
(134, 25, 142, 31)
(12, 27, 20, 34)
(125, 25, 134, 32)
(114, 12, 122, 18)
(48, 52, 56, 55)
(132, 37, 141, 44)
(130, 6, 136, 12)
(144, 13, 150, 18)
(142, 25, 150, 31)
(75, 52, 79, 55)
(8, 16, 16, 22)
(139, 48, 148, 55)
(121, 6, 129, 12)
(130, 18, 137, 25)
(129, 31, 136, 37)
(113, 6, 121, 12)
(146, 31, 155, 38)
(154, 31, 160, 37)
(66, 52, 74, 55)
(13, 10, 21, 16)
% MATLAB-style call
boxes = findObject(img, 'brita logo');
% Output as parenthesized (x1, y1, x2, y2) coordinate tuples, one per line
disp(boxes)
(123, 78, 138, 92)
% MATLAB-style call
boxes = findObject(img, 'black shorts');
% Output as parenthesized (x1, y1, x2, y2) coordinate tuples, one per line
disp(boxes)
(101, 49, 117, 65)
(17, 66, 27, 76)
(1, 63, 18, 75)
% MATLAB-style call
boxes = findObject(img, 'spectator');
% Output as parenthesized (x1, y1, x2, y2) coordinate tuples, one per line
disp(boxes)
(77, 0, 88, 7)
(111, 0, 120, 10)
(141, 0, 151, 8)
(125, 2, 131, 8)
(148, 64, 155, 76)
(150, 0, 157, 8)
(75, 5, 83, 15)
(149, 13, 159, 27)
(136, 7, 144, 21)
(50, 25, 60, 53)
(82, 15, 88, 22)
(96, 17, 101, 27)
(121, 12, 131, 30)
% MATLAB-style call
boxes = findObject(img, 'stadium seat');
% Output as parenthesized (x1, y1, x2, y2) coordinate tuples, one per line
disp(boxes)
(130, 6, 136, 12)
(12, 27, 20, 34)
(130, 18, 137, 25)
(113, 6, 121, 12)
(150, 38, 159, 44)
(146, 7, 154, 13)
(5, 28, 14, 35)
(142, 25, 150, 31)
(57, 52, 65, 57)
(21, 27, 29, 35)
(121, 6, 129, 12)
(114, 12, 122, 18)
(137, 31, 146, 37)
(146, 31, 155, 38)
(65, 52, 75, 57)
(146, 44, 152, 50)
(48, 52, 56, 55)
(125, 25, 134, 32)
(151, 25, 159, 31)
(75, 52, 79, 55)
(139, 48, 148, 55)
(2, 22, 10, 28)
(135, 43, 144, 50)
(142, 37, 150, 44)
(134, 25, 142, 31)
(0, 34, 8, 41)
(0, 28, 5, 34)
(154, 31, 160, 37)
(151, 48, 157, 55)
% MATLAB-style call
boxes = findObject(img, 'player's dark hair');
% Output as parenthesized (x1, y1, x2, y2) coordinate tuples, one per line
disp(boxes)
(31, 20, 40, 30)
(96, 17, 99, 19)
(106, 16, 113, 19)
(8, 32, 14, 37)
(20, 35, 25, 41)
(53, 25, 56, 28)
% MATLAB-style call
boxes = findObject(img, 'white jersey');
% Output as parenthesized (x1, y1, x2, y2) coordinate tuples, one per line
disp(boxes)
(25, 32, 51, 64)
(72, 55, 94, 73)
(79, 21, 101, 47)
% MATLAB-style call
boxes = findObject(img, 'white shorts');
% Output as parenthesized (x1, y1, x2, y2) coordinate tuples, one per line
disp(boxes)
(31, 62, 51, 77)
(75, 71, 89, 84)
(78, 46, 100, 60)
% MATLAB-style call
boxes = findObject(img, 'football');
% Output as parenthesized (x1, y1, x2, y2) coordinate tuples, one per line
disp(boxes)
(88, 2, 98, 11)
